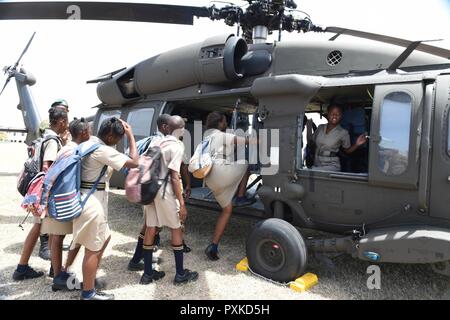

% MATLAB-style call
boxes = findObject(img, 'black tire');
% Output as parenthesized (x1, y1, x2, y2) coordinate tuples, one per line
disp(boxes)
(246, 218, 308, 283)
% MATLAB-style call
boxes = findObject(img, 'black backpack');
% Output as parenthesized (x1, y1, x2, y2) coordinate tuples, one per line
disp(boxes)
(17, 134, 61, 197)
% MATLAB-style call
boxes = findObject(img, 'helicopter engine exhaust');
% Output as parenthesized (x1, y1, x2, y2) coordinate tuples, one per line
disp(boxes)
(97, 34, 249, 104)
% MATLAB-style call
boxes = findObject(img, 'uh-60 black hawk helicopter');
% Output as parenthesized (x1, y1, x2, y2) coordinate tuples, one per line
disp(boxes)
(2, 0, 450, 283)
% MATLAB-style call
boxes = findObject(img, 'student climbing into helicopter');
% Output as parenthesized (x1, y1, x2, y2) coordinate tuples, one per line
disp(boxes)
(202, 111, 256, 261)
(310, 104, 367, 172)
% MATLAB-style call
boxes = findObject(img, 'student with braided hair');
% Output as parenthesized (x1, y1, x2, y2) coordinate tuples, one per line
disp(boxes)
(72, 117, 139, 300)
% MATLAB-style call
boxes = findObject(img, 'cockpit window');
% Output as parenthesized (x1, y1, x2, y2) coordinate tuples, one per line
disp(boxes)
(378, 92, 412, 176)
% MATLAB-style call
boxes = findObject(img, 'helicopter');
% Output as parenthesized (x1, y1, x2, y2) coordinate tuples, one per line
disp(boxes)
(1, 0, 450, 283)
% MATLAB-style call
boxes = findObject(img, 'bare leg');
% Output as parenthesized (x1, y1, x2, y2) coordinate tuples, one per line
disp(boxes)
(236, 169, 250, 198)
(96, 236, 111, 270)
(171, 228, 183, 247)
(50, 235, 65, 278)
(212, 204, 233, 244)
(144, 226, 157, 246)
(48, 234, 53, 252)
(19, 223, 41, 265)
(82, 236, 110, 291)
(64, 246, 81, 272)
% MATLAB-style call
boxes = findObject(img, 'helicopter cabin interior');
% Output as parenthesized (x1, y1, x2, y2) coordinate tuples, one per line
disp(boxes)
(163, 95, 267, 214)
(301, 84, 375, 176)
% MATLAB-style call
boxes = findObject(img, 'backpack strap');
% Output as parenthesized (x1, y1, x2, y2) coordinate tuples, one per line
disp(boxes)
(141, 136, 155, 155)
(77, 142, 102, 157)
(81, 165, 108, 207)
(77, 142, 108, 207)
(39, 135, 62, 169)
(161, 172, 170, 200)
(154, 139, 178, 200)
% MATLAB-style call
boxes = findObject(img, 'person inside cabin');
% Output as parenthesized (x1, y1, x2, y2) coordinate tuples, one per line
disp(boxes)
(312, 105, 367, 172)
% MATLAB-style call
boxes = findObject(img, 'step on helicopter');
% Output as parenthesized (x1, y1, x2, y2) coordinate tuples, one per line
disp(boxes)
(1, 0, 450, 282)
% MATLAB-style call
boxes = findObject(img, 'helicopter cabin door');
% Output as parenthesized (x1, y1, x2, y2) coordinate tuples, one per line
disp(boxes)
(429, 75, 450, 220)
(368, 82, 424, 190)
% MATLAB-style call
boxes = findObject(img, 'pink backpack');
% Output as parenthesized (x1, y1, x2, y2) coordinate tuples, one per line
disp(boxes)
(21, 172, 46, 218)
(125, 141, 173, 205)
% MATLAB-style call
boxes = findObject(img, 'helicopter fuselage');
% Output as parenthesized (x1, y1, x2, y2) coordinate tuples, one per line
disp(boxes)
(88, 35, 450, 270)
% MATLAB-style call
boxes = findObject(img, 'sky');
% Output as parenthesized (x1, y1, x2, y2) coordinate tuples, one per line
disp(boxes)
(0, 0, 449, 129)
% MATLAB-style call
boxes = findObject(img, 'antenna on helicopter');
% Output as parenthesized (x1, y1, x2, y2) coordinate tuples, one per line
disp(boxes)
(0, 32, 36, 96)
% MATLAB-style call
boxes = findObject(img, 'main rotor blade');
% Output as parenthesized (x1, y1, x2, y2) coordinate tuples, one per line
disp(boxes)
(0, 2, 210, 25)
(326, 26, 450, 59)
(14, 32, 36, 69)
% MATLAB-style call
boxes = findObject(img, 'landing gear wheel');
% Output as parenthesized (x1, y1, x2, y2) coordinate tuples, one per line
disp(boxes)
(246, 218, 308, 283)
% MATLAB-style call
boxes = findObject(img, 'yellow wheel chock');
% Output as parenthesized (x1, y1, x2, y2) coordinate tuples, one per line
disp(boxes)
(236, 257, 249, 272)
(289, 273, 319, 292)
(236, 257, 318, 292)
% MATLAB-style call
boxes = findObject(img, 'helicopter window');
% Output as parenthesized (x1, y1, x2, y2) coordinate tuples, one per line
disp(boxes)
(126, 108, 155, 137)
(97, 110, 122, 133)
(378, 92, 412, 176)
(447, 111, 450, 156)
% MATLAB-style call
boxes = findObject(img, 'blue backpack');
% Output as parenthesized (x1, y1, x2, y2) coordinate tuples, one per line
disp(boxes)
(40, 142, 107, 222)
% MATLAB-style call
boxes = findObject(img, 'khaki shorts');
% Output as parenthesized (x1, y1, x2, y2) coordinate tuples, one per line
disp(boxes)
(32, 216, 42, 225)
(144, 185, 181, 229)
(41, 217, 72, 235)
(71, 190, 111, 252)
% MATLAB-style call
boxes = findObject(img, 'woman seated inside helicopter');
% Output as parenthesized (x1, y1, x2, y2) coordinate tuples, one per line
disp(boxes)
(309, 104, 367, 172)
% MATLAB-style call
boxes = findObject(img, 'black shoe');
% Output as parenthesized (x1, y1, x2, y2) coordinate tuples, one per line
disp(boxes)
(174, 269, 199, 285)
(38, 234, 51, 261)
(80, 291, 114, 300)
(48, 265, 54, 278)
(139, 271, 165, 285)
(233, 196, 256, 207)
(183, 242, 191, 253)
(128, 260, 144, 271)
(205, 244, 219, 261)
(13, 266, 44, 281)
